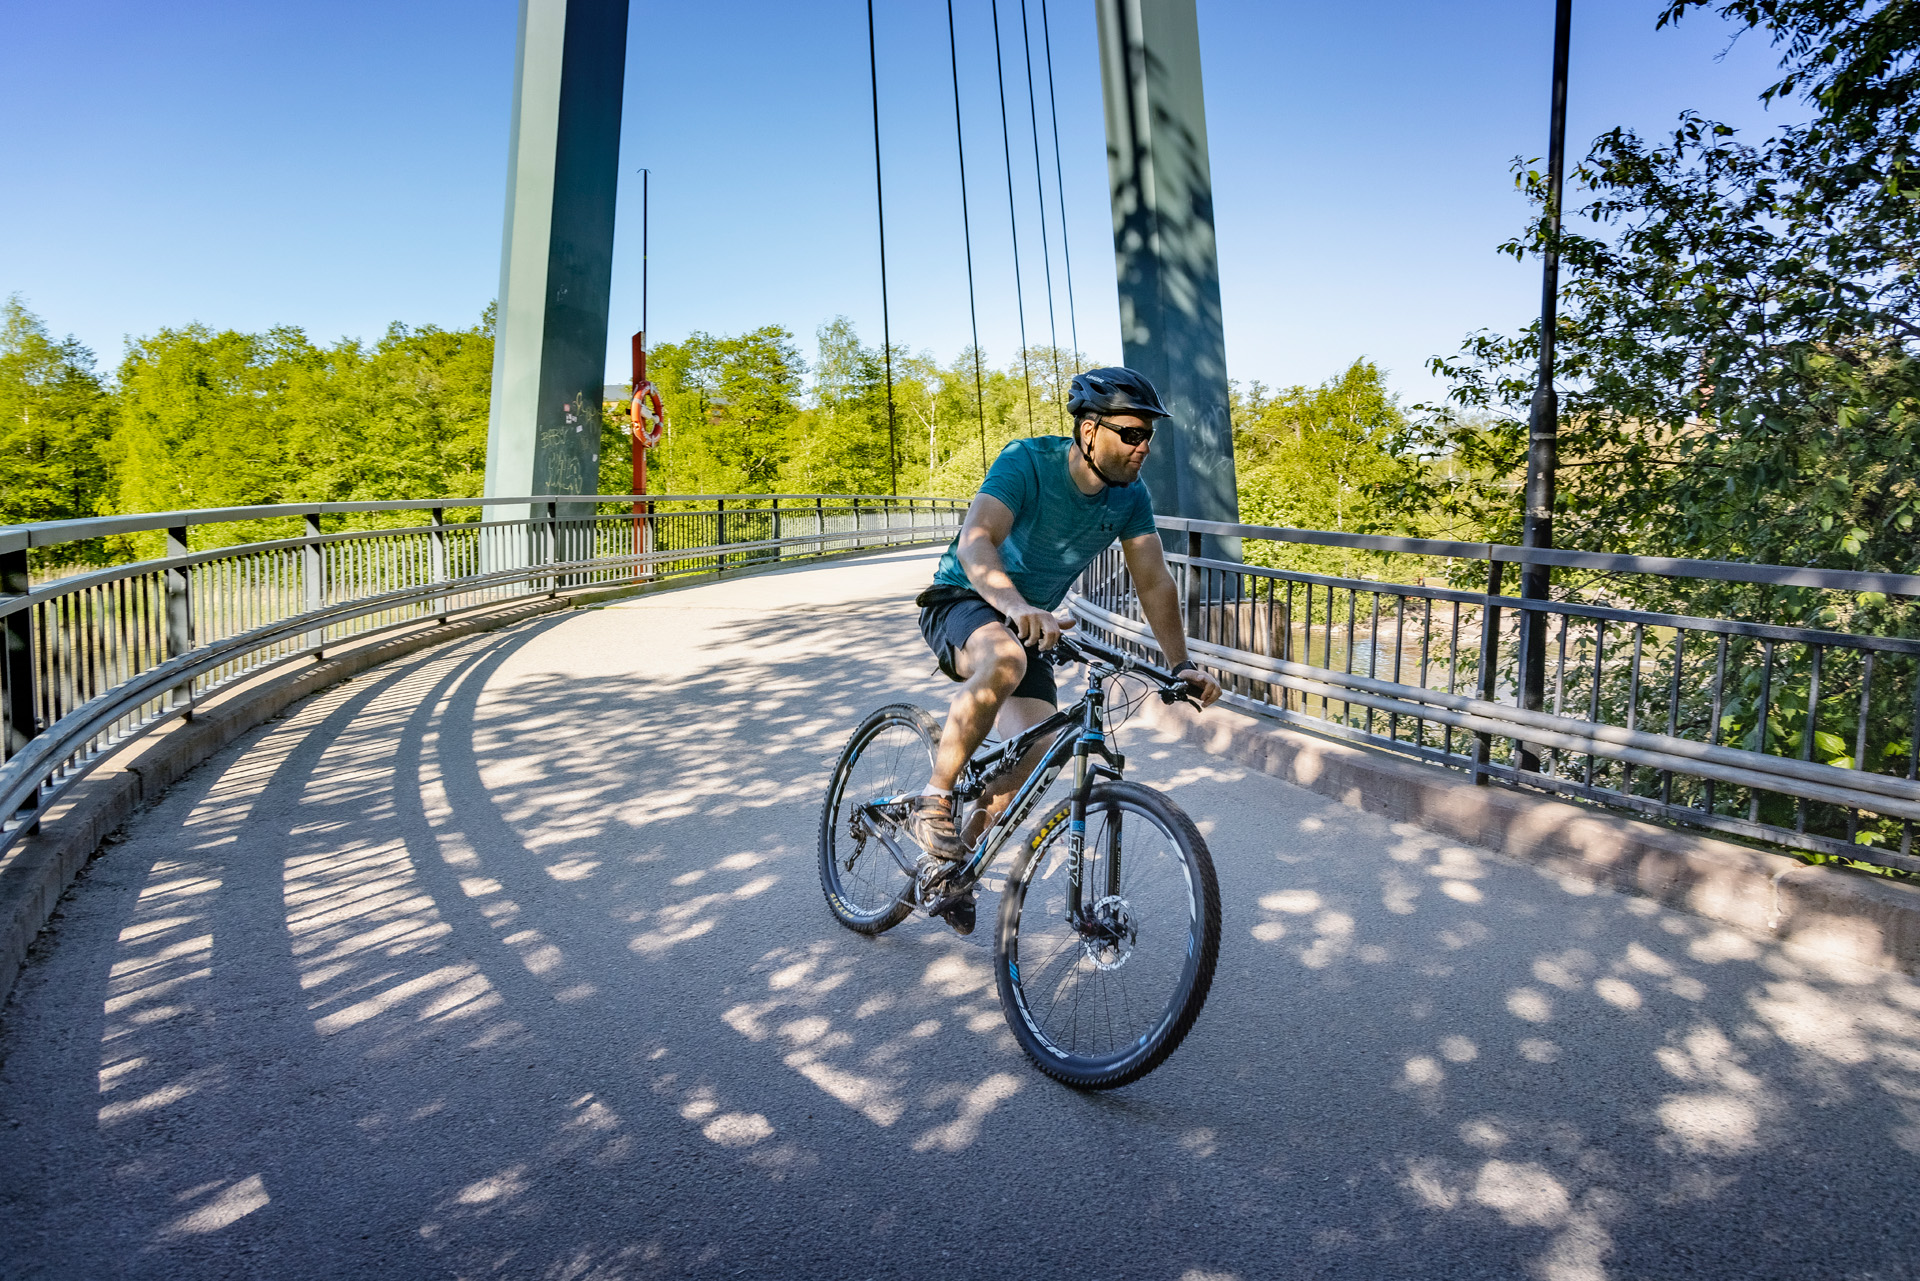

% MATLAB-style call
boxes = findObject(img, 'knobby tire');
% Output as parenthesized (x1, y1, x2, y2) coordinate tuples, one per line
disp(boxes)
(818, 703, 939, 935)
(994, 781, 1220, 1090)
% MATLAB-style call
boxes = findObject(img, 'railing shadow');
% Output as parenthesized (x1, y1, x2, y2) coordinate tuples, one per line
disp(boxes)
(3, 554, 1919, 1279)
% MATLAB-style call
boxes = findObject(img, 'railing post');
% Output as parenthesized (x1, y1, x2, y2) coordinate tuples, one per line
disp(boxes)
(303, 512, 325, 656)
(1473, 557, 1505, 785)
(1184, 528, 1203, 645)
(166, 524, 194, 715)
(815, 497, 826, 558)
(430, 507, 448, 624)
(1, 546, 40, 822)
(646, 502, 657, 581)
(715, 498, 727, 571)
(772, 496, 782, 563)
(1517, 551, 1549, 774)
(544, 502, 558, 597)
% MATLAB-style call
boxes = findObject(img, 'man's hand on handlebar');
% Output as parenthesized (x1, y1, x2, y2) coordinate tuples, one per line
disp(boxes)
(1179, 667, 1222, 709)
(1005, 604, 1075, 651)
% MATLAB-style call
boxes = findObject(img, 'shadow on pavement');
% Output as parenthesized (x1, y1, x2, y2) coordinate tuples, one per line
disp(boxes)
(2, 552, 1918, 1281)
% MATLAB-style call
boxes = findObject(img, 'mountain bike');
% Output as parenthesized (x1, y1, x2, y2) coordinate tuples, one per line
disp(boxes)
(818, 631, 1221, 1090)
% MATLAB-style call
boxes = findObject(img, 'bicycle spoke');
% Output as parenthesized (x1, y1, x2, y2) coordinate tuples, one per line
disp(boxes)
(1001, 784, 1214, 1083)
(820, 705, 937, 934)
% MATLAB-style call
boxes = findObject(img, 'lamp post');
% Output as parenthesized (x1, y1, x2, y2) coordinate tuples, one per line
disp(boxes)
(1518, 0, 1572, 774)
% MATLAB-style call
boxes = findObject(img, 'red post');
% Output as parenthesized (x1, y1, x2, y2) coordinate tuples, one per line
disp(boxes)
(630, 330, 648, 567)
(631, 330, 648, 507)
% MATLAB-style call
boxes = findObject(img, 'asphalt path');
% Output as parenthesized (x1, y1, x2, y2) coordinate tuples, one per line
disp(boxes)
(3, 547, 1919, 1280)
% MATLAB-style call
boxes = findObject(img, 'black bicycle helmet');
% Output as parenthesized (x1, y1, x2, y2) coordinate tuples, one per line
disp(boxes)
(1066, 367, 1171, 422)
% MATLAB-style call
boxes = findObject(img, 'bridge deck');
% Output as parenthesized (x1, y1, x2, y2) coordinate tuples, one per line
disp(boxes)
(3, 548, 1918, 1280)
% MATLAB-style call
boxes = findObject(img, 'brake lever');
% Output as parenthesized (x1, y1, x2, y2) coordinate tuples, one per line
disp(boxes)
(1157, 686, 1203, 711)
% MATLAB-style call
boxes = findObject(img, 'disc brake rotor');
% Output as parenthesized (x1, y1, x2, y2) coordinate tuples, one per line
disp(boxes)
(1081, 894, 1137, 971)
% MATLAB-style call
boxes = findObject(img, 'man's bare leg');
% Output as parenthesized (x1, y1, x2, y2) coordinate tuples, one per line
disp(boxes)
(958, 695, 1054, 848)
(928, 623, 1029, 792)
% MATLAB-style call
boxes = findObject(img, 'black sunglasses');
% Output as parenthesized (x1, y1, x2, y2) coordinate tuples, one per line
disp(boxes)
(1090, 416, 1156, 447)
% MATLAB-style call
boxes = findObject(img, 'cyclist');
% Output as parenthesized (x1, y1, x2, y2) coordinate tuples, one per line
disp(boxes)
(909, 367, 1221, 926)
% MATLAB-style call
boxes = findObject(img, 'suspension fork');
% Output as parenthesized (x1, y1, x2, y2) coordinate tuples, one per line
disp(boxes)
(1066, 741, 1091, 924)
(1104, 785, 1123, 901)
(1066, 685, 1121, 926)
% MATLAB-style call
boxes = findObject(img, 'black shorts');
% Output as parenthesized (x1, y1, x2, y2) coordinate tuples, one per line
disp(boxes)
(916, 586, 1058, 705)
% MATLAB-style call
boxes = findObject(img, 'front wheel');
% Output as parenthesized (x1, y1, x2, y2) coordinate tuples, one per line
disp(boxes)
(994, 781, 1221, 1090)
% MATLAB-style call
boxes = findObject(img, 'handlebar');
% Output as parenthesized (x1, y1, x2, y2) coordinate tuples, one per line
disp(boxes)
(1043, 632, 1205, 711)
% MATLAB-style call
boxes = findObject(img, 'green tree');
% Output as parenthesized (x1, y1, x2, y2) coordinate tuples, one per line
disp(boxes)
(1368, 4, 1920, 856)
(645, 325, 805, 494)
(1662, 1, 1920, 201)
(1384, 119, 1920, 598)
(111, 308, 495, 548)
(281, 317, 495, 507)
(1377, 0, 1920, 607)
(114, 323, 296, 518)
(785, 317, 896, 495)
(1233, 360, 1411, 576)
(0, 296, 115, 564)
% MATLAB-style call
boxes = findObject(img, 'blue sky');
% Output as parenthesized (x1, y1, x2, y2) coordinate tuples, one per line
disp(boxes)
(1, 1, 1805, 405)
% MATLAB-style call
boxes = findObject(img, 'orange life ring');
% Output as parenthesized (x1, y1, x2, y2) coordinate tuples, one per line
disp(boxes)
(631, 381, 666, 447)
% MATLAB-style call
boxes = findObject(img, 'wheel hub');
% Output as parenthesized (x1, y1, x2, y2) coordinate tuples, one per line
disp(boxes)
(1081, 894, 1137, 971)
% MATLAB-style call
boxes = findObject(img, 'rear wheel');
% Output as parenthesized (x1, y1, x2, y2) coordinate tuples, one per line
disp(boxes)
(818, 703, 939, 934)
(994, 781, 1220, 1089)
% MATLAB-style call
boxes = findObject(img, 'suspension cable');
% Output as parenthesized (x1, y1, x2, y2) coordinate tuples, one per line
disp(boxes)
(948, 0, 988, 473)
(1039, 0, 1080, 365)
(989, 0, 1035, 437)
(1018, 0, 1065, 433)
(867, 0, 898, 494)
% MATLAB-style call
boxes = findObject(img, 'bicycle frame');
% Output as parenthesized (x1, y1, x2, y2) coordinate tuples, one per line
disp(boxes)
(850, 702, 1104, 898)
(851, 635, 1187, 926)
(943, 662, 1134, 929)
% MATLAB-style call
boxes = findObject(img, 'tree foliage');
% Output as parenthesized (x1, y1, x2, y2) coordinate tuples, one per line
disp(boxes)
(1231, 360, 1412, 577)
(6, 292, 1100, 564)
(1662, 0, 1920, 197)
(0, 297, 115, 561)
(1360, 4, 1920, 860)
(615, 315, 1097, 500)
(1376, 3, 1920, 620)
(110, 309, 495, 550)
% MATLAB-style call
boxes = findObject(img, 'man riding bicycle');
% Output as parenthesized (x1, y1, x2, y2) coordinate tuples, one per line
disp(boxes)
(908, 367, 1222, 926)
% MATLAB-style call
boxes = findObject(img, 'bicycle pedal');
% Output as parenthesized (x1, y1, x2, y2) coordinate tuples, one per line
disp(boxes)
(926, 888, 977, 936)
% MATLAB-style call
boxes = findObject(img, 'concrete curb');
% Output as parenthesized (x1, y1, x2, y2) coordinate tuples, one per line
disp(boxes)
(0, 544, 924, 1008)
(1140, 696, 1920, 976)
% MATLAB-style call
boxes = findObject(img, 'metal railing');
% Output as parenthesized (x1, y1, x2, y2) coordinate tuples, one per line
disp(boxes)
(1070, 517, 1920, 875)
(0, 493, 963, 863)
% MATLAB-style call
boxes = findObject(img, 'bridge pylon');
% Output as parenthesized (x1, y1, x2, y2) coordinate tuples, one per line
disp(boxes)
(484, 0, 630, 540)
(1097, 0, 1240, 562)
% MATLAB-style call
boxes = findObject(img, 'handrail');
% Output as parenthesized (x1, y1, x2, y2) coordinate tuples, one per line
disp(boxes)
(0, 493, 953, 554)
(1073, 595, 1920, 821)
(1157, 516, 1920, 597)
(0, 493, 964, 863)
(1168, 551, 1920, 656)
(1080, 518, 1920, 874)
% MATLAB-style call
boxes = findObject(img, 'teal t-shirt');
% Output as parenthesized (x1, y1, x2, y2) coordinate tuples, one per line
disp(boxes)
(931, 436, 1158, 610)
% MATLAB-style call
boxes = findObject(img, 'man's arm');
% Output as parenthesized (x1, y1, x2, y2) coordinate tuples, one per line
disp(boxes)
(956, 493, 1073, 650)
(1120, 532, 1222, 708)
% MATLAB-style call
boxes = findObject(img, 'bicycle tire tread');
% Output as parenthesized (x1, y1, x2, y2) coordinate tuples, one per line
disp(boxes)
(817, 703, 938, 935)
(995, 781, 1221, 1090)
